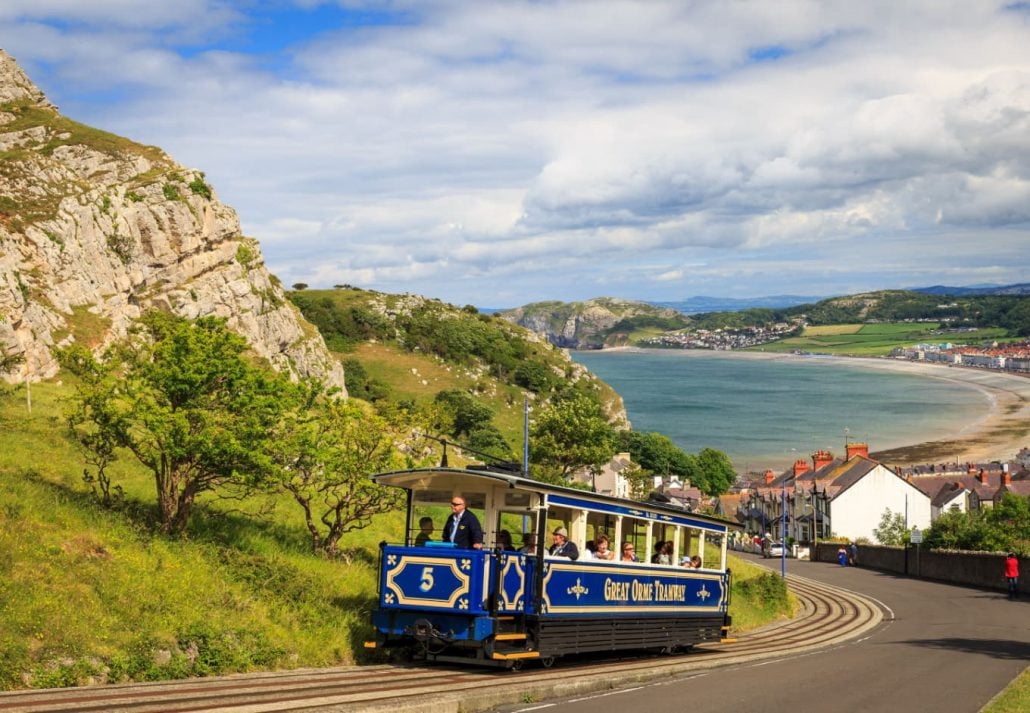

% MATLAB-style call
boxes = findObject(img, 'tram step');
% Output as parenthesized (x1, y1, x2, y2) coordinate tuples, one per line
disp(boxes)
(491, 650, 540, 661)
(494, 633, 528, 641)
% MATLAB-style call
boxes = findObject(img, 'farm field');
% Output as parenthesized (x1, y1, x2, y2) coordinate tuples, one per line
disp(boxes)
(752, 323, 1011, 356)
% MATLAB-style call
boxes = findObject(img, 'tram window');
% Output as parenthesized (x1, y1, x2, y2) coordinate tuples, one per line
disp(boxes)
(495, 511, 534, 550)
(504, 492, 532, 508)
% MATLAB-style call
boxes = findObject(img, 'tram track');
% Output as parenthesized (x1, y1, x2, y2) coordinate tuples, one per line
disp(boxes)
(0, 570, 885, 713)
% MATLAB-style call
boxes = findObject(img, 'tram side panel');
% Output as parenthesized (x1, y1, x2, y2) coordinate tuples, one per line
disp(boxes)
(534, 559, 730, 656)
(372, 545, 729, 659)
(372, 546, 537, 651)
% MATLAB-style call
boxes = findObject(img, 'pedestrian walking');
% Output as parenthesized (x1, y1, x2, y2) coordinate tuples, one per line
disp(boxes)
(1005, 552, 1020, 600)
(848, 542, 858, 566)
(838, 545, 848, 567)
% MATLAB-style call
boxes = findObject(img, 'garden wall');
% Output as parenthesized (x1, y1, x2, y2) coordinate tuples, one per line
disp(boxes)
(812, 543, 1024, 596)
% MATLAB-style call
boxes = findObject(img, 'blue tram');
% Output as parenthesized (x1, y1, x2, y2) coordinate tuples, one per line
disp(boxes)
(366, 467, 742, 668)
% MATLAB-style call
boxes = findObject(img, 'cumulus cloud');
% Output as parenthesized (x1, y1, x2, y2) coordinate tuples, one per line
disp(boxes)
(3, 0, 1030, 304)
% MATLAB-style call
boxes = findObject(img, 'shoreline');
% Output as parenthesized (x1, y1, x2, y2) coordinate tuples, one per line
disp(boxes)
(589, 348, 1030, 467)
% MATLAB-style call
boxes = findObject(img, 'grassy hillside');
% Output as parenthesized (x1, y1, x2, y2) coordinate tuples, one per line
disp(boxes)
(288, 287, 628, 446)
(0, 382, 399, 689)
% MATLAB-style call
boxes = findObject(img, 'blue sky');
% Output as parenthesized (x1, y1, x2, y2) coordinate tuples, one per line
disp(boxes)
(3, 1, 1030, 307)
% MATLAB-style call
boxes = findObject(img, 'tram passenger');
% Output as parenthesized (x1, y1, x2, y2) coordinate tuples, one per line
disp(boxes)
(496, 529, 516, 551)
(414, 516, 435, 546)
(519, 533, 537, 554)
(653, 540, 674, 565)
(593, 533, 615, 561)
(690, 555, 702, 569)
(549, 527, 579, 560)
(441, 496, 484, 549)
(621, 542, 639, 562)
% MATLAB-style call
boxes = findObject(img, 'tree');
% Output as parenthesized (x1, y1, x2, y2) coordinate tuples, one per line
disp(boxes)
(434, 389, 494, 439)
(529, 392, 616, 483)
(923, 494, 1030, 554)
(61, 346, 126, 507)
(617, 431, 694, 478)
(292, 282, 309, 291)
(268, 392, 411, 557)
(61, 312, 293, 534)
(0, 346, 25, 400)
(465, 423, 515, 463)
(695, 448, 737, 496)
(873, 508, 908, 546)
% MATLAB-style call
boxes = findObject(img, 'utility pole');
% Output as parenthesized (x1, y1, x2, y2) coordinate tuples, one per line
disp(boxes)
(781, 475, 787, 578)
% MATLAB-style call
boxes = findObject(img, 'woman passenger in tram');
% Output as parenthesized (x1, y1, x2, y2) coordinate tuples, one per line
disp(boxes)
(621, 542, 639, 562)
(593, 533, 615, 561)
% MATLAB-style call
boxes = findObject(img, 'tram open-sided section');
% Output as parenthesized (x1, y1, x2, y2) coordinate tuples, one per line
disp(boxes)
(366, 466, 743, 668)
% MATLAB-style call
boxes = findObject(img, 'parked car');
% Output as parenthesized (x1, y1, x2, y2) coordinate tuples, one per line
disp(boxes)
(764, 541, 785, 558)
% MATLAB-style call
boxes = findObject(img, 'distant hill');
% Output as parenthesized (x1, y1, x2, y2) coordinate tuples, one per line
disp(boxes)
(688, 289, 1030, 336)
(499, 298, 691, 349)
(911, 283, 1030, 297)
(652, 294, 820, 314)
(505, 289, 1030, 348)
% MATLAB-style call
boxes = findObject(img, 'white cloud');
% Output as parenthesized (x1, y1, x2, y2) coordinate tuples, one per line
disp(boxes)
(3, 0, 1030, 304)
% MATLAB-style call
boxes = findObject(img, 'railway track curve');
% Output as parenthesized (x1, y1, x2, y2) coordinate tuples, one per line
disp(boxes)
(0, 571, 885, 713)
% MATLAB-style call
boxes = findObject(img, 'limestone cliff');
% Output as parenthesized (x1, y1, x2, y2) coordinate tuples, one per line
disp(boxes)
(501, 297, 690, 349)
(0, 50, 345, 390)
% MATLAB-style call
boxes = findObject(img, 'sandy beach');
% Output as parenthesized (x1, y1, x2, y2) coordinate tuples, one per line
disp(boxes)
(690, 351, 1030, 466)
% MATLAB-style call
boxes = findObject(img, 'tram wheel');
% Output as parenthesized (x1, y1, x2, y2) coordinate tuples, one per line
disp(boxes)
(540, 656, 556, 668)
(509, 659, 525, 672)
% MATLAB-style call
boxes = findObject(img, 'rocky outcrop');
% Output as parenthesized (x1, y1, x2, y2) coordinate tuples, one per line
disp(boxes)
(501, 297, 688, 349)
(0, 49, 344, 391)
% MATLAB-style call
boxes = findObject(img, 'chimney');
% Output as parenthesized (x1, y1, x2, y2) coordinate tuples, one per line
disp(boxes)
(764, 469, 776, 485)
(895, 465, 903, 476)
(793, 459, 810, 477)
(978, 468, 988, 485)
(967, 463, 977, 476)
(846, 442, 869, 460)
(812, 449, 834, 471)
(1002, 469, 1012, 487)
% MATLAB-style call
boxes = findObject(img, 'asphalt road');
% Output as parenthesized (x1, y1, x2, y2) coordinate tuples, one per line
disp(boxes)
(506, 556, 1030, 713)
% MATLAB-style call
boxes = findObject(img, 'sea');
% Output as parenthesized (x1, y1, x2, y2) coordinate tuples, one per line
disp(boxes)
(570, 349, 993, 472)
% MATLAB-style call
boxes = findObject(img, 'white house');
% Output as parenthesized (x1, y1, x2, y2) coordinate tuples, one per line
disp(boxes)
(822, 455, 932, 541)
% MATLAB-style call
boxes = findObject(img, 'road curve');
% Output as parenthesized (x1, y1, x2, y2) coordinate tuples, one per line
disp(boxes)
(0, 571, 882, 713)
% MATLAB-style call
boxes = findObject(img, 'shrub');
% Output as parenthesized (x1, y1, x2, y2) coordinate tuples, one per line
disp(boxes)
(188, 177, 212, 200)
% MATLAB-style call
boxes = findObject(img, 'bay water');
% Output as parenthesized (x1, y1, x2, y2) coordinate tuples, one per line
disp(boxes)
(571, 349, 991, 472)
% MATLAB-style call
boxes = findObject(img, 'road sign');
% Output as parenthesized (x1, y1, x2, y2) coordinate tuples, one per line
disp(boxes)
(910, 527, 923, 544)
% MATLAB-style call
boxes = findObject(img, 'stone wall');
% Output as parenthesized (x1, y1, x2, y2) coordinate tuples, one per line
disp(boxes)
(813, 543, 1025, 596)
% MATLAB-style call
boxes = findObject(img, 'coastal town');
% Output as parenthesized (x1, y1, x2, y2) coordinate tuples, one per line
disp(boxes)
(640, 321, 800, 350)
(582, 443, 1030, 550)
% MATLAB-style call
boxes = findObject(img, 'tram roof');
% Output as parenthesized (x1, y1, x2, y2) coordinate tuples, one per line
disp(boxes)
(372, 467, 743, 533)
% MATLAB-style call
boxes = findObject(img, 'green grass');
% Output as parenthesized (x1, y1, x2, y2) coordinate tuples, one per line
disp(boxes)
(727, 554, 797, 632)
(751, 323, 1012, 357)
(0, 382, 398, 689)
(983, 666, 1030, 713)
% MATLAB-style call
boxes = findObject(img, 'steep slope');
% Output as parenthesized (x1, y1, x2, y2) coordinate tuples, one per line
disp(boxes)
(0, 50, 344, 389)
